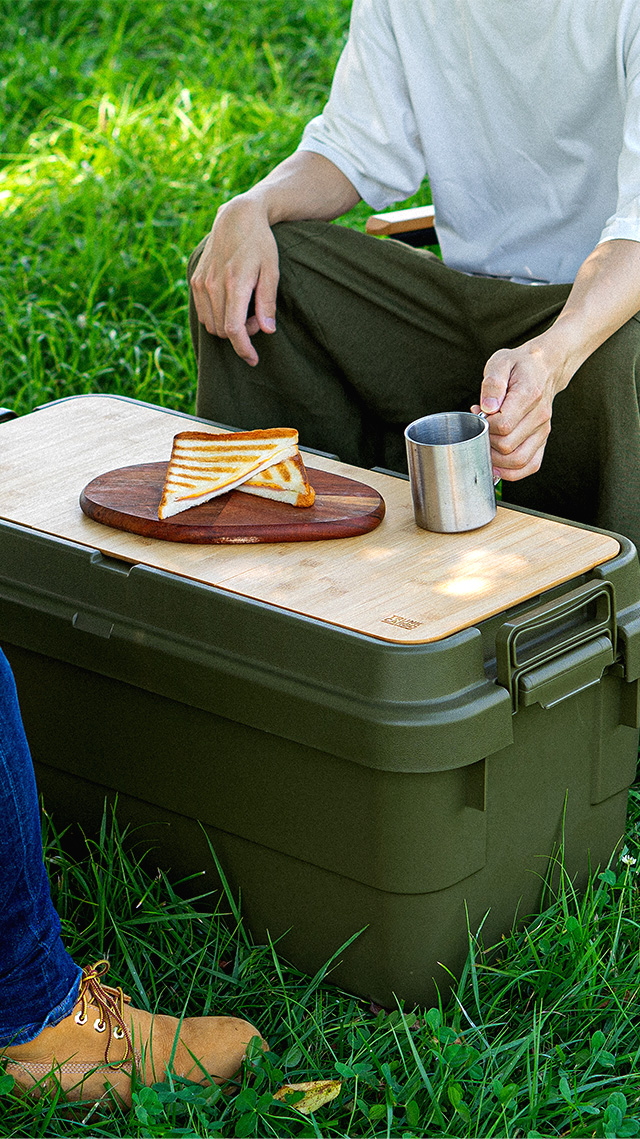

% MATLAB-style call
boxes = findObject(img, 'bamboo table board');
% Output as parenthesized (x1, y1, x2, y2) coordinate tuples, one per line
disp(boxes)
(0, 396, 620, 644)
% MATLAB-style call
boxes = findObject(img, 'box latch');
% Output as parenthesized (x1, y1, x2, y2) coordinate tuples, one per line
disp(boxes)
(496, 581, 617, 713)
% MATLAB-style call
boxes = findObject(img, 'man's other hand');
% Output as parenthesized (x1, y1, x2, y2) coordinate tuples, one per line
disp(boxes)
(189, 152, 360, 367)
(190, 197, 279, 368)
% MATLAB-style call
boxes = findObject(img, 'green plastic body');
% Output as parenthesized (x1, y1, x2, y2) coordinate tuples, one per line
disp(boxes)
(1, 399, 639, 1006)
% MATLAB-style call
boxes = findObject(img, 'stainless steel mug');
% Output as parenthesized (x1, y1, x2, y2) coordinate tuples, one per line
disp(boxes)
(404, 411, 496, 532)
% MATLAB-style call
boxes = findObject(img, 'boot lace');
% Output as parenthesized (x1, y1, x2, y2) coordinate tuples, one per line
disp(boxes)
(74, 960, 134, 1066)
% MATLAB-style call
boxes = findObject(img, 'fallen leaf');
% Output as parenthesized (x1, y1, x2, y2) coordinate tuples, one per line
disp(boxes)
(273, 1080, 342, 1115)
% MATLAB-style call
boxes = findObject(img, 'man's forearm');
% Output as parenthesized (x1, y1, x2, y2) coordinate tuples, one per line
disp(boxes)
(538, 238, 640, 385)
(233, 151, 361, 226)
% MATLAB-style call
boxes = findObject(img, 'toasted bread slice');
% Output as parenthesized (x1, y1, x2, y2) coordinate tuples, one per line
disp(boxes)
(158, 428, 298, 519)
(237, 452, 316, 507)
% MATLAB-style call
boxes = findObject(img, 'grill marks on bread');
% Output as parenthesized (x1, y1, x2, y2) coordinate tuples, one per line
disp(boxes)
(158, 429, 314, 518)
(238, 453, 315, 507)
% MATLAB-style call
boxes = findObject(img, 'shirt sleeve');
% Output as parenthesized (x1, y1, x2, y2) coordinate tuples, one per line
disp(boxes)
(296, 0, 427, 211)
(598, 15, 640, 245)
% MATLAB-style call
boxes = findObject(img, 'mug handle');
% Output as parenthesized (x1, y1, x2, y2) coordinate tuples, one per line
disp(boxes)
(476, 411, 502, 487)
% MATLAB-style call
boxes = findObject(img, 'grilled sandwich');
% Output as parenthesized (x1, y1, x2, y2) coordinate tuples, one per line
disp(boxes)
(237, 452, 315, 507)
(158, 428, 299, 519)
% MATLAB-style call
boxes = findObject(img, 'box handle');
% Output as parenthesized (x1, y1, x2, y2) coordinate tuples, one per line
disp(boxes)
(495, 581, 617, 712)
(72, 611, 114, 639)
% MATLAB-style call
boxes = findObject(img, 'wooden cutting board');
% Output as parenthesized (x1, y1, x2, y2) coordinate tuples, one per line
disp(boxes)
(80, 461, 385, 543)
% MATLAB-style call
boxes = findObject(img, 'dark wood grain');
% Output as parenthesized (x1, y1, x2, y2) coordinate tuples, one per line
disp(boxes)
(80, 462, 386, 543)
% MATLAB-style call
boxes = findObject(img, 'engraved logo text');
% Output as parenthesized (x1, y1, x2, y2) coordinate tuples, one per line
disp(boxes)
(382, 614, 422, 630)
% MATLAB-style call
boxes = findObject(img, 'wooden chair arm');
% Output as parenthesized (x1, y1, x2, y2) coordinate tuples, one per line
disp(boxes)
(365, 205, 436, 237)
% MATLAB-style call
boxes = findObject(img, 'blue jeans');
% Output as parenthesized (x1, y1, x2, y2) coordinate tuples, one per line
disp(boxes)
(0, 649, 81, 1046)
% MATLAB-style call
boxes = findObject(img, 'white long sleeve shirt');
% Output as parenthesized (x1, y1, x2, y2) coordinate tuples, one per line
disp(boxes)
(298, 0, 640, 284)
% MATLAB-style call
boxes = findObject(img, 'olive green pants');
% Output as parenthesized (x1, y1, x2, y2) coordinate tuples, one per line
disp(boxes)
(189, 220, 640, 551)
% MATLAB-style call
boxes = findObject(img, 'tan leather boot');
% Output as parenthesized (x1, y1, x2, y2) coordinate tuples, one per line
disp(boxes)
(1, 960, 265, 1106)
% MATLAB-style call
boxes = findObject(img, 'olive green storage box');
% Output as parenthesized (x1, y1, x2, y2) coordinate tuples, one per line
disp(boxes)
(0, 395, 639, 1008)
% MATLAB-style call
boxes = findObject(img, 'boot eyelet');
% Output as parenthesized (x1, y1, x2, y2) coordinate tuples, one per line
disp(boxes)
(75, 1012, 88, 1026)
(113, 1027, 125, 1040)
(94, 1018, 107, 1033)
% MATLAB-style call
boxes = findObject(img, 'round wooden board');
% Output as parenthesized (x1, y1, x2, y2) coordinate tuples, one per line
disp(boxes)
(80, 462, 386, 543)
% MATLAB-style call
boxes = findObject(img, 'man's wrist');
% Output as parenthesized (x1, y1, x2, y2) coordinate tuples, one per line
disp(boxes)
(215, 191, 271, 227)
(534, 321, 590, 393)
(241, 186, 282, 225)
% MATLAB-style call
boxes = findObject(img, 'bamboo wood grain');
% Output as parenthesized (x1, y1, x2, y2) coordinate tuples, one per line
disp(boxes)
(0, 396, 620, 644)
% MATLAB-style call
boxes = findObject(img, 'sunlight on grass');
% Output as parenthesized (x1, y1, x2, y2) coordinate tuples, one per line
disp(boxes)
(0, 0, 355, 415)
(0, 0, 429, 416)
(0, 79, 312, 412)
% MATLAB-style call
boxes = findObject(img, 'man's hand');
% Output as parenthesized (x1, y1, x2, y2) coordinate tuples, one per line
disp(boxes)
(472, 239, 640, 482)
(190, 151, 360, 367)
(471, 337, 569, 481)
(190, 197, 279, 368)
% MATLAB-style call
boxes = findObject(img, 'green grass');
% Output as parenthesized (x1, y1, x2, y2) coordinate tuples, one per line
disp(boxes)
(0, 0, 427, 418)
(0, 0, 347, 413)
(0, 799, 639, 1137)
(0, 2, 639, 1135)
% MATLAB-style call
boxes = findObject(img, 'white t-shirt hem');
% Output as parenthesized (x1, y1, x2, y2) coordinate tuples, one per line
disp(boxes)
(597, 224, 640, 246)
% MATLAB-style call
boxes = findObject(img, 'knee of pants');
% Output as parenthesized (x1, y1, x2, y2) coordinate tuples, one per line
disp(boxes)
(272, 218, 334, 252)
(541, 314, 640, 470)
(570, 314, 640, 409)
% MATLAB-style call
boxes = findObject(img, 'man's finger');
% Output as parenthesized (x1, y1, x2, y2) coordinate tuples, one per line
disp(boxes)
(494, 447, 546, 481)
(491, 422, 549, 479)
(189, 233, 227, 338)
(191, 268, 220, 337)
(489, 408, 551, 458)
(253, 265, 279, 334)
(223, 287, 261, 366)
(480, 351, 513, 414)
